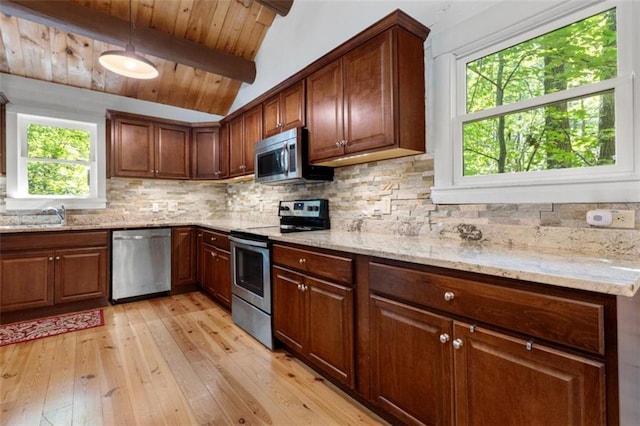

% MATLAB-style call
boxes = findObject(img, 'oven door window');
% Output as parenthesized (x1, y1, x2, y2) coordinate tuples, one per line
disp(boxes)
(235, 247, 265, 296)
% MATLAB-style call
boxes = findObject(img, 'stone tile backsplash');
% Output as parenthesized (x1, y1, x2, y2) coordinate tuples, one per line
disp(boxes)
(1, 153, 638, 257)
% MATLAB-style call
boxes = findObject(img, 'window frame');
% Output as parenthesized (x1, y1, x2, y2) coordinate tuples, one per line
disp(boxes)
(430, 0, 639, 204)
(5, 106, 107, 210)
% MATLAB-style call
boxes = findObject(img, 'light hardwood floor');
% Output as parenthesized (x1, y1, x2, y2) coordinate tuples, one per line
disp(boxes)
(0, 292, 385, 425)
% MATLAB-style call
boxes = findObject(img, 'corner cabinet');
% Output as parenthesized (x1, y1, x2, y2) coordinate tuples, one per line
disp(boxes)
(0, 231, 109, 320)
(109, 112, 191, 179)
(197, 228, 231, 309)
(272, 244, 355, 387)
(306, 15, 429, 166)
(191, 125, 228, 180)
(229, 104, 262, 177)
(366, 260, 612, 426)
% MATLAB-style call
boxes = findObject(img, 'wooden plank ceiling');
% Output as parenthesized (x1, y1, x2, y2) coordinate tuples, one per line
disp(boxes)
(0, 0, 283, 115)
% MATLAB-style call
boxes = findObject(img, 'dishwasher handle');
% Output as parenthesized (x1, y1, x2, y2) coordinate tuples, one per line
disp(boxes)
(113, 234, 170, 241)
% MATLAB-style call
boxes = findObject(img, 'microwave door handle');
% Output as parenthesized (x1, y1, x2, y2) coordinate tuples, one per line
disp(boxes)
(282, 141, 290, 174)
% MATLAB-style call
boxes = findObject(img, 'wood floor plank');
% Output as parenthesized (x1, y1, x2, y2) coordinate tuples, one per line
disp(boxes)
(143, 308, 230, 425)
(72, 330, 103, 426)
(2, 337, 55, 425)
(41, 331, 77, 426)
(0, 293, 385, 426)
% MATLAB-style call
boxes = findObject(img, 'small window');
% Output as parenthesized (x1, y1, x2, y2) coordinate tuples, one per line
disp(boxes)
(23, 118, 94, 196)
(5, 110, 105, 210)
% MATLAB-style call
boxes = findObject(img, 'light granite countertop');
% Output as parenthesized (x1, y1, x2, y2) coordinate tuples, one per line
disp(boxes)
(1, 219, 638, 297)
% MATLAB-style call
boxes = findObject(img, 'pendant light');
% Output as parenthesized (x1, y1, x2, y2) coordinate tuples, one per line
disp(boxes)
(98, 0, 158, 79)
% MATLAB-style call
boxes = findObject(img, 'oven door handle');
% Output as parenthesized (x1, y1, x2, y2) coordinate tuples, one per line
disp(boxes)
(282, 141, 290, 174)
(229, 236, 269, 248)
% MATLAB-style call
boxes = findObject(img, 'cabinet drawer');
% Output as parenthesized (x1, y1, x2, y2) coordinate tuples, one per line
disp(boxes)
(369, 262, 605, 355)
(200, 229, 229, 251)
(273, 244, 353, 285)
(1, 231, 110, 251)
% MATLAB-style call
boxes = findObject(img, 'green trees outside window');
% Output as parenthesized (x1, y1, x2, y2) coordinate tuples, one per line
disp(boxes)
(26, 123, 91, 196)
(463, 8, 617, 176)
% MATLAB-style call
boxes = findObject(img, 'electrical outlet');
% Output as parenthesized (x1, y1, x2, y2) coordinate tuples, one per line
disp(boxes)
(152, 202, 159, 212)
(610, 209, 635, 229)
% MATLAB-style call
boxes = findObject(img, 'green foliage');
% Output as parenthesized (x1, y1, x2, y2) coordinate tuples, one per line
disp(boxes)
(26, 123, 91, 196)
(463, 8, 617, 176)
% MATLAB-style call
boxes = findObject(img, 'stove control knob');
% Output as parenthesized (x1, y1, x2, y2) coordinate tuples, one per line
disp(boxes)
(280, 206, 290, 211)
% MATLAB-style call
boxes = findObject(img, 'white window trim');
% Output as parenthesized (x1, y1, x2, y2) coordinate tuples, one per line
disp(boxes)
(431, 0, 640, 204)
(5, 105, 107, 210)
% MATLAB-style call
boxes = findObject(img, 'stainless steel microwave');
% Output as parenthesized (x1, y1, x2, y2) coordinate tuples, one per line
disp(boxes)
(254, 128, 333, 184)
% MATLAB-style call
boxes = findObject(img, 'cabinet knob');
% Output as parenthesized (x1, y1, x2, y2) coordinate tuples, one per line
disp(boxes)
(55, 256, 60, 260)
(335, 141, 341, 148)
(211, 252, 216, 257)
(444, 291, 455, 301)
(298, 258, 306, 265)
(210, 237, 216, 241)
(198, 233, 203, 237)
(439, 333, 450, 344)
(341, 139, 348, 147)
(297, 283, 303, 291)
(48, 257, 54, 261)
(452, 338, 464, 350)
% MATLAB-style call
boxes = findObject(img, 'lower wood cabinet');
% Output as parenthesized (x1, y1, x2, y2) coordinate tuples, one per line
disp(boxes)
(171, 226, 198, 289)
(197, 229, 231, 309)
(367, 260, 611, 426)
(273, 265, 354, 387)
(0, 231, 109, 316)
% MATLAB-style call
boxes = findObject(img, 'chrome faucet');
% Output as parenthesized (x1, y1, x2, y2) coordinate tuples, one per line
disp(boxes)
(41, 205, 66, 225)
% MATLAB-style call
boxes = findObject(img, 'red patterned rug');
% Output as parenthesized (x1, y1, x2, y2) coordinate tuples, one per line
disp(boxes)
(0, 309, 104, 347)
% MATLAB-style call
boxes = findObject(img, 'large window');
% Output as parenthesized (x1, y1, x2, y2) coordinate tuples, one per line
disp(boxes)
(431, 1, 639, 203)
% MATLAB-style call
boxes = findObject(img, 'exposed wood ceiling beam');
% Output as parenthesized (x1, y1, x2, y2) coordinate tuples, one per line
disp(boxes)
(1, 0, 257, 83)
(256, 0, 294, 16)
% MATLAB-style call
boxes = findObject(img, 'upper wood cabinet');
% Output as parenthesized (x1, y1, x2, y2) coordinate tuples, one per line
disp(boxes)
(306, 25, 427, 166)
(110, 112, 190, 179)
(191, 125, 228, 180)
(263, 80, 305, 137)
(229, 104, 262, 177)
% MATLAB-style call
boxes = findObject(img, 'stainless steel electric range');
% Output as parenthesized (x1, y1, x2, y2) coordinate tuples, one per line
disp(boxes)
(229, 199, 330, 349)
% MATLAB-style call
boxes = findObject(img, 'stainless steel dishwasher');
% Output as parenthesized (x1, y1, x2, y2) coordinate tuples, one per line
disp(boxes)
(111, 228, 171, 303)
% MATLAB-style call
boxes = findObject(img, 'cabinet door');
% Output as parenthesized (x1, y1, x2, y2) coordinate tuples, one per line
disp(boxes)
(228, 115, 245, 176)
(54, 247, 108, 303)
(342, 31, 394, 155)
(243, 104, 263, 174)
(171, 227, 197, 287)
(262, 94, 281, 137)
(453, 322, 606, 426)
(281, 81, 305, 132)
(273, 266, 304, 352)
(156, 123, 190, 179)
(370, 294, 454, 426)
(305, 275, 354, 387)
(113, 117, 155, 177)
(306, 59, 345, 162)
(191, 127, 221, 179)
(0, 251, 55, 312)
(200, 243, 217, 295)
(213, 248, 231, 309)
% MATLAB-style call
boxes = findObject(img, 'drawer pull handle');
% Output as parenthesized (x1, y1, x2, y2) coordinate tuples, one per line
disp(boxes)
(299, 258, 306, 265)
(526, 340, 534, 351)
(452, 338, 464, 350)
(439, 333, 450, 344)
(444, 291, 455, 301)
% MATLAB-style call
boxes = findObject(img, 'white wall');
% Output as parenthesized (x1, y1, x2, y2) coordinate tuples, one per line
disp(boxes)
(230, 0, 503, 111)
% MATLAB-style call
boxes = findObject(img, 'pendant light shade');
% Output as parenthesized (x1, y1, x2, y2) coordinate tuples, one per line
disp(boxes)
(99, 44, 158, 79)
(98, 0, 158, 79)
